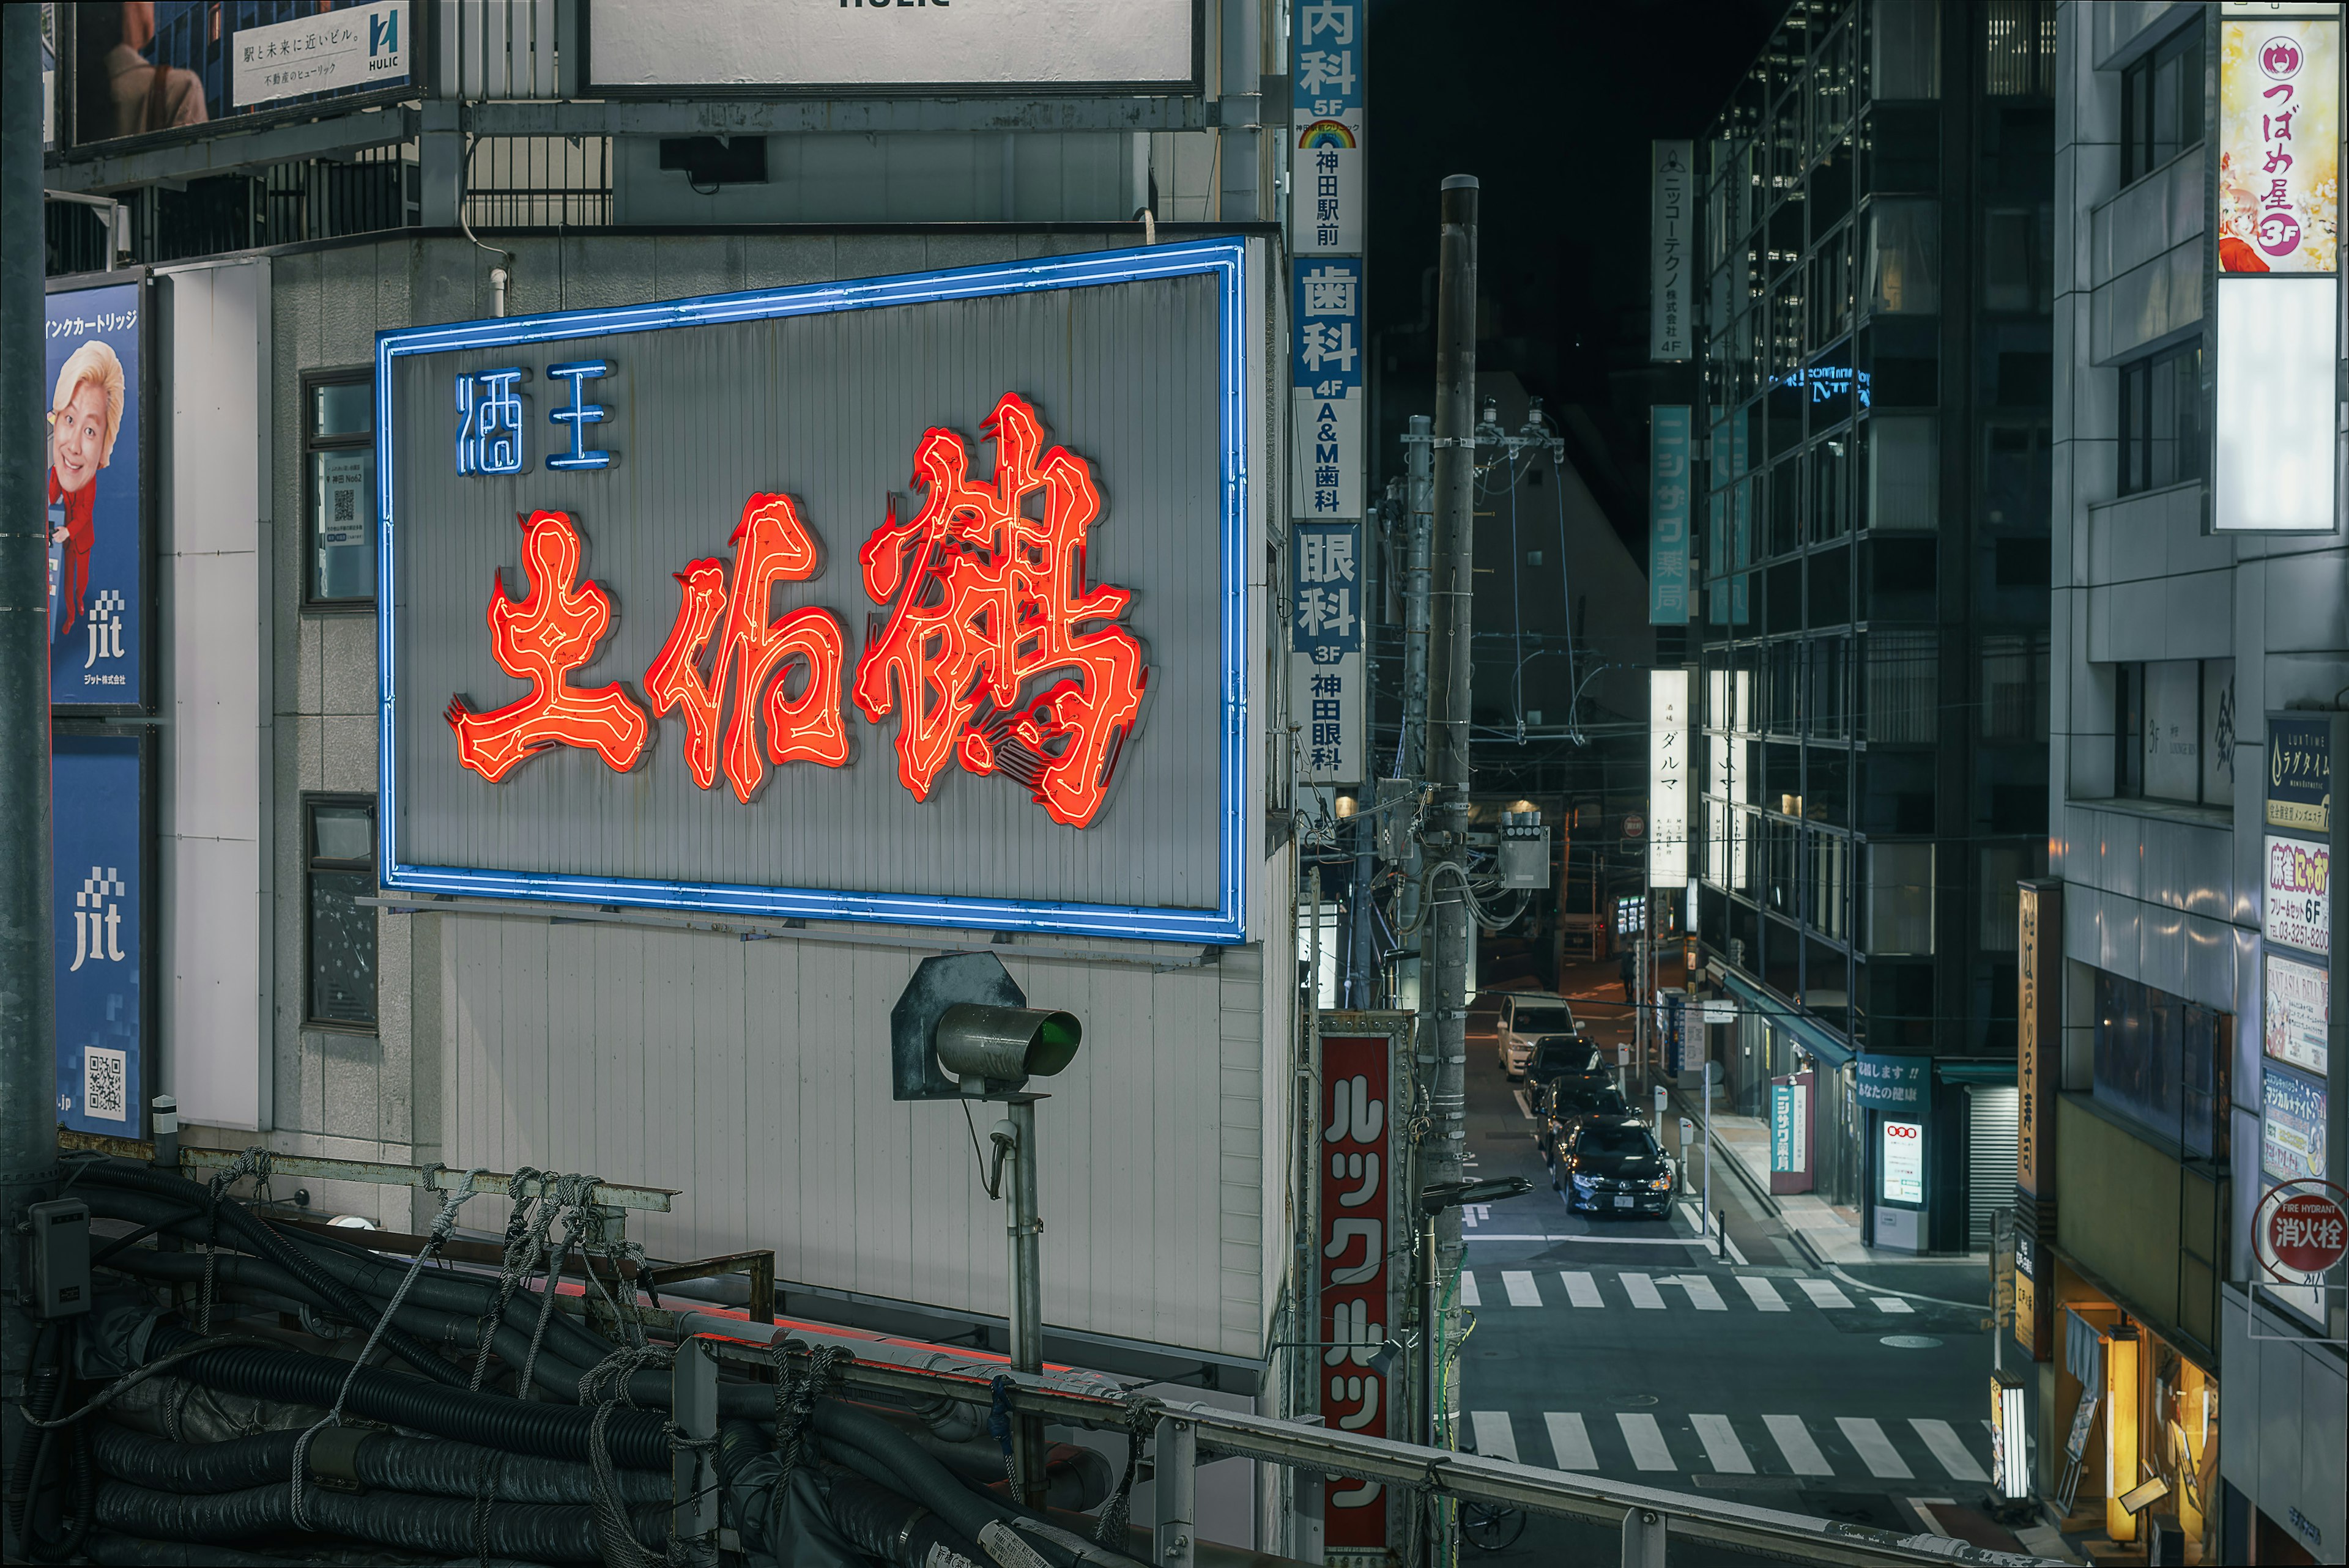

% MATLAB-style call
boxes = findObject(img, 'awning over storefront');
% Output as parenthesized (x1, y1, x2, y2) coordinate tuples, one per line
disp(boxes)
(1715, 969, 1855, 1069)
(1936, 1060, 2018, 1085)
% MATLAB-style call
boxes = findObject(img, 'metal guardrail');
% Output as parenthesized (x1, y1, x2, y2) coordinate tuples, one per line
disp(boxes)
(701, 1328, 2066, 1568)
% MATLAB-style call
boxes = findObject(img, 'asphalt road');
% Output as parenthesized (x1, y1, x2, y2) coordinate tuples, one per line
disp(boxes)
(1447, 991, 2023, 1562)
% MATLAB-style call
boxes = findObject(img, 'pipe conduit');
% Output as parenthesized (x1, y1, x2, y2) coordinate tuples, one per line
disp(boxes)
(143, 1326, 670, 1470)
(92, 1477, 665, 1564)
(90, 1422, 670, 1506)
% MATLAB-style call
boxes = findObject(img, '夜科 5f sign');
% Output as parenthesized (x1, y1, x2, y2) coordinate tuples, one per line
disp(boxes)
(380, 242, 1263, 944)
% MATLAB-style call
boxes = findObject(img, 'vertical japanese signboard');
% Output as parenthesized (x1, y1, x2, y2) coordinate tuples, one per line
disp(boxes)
(1291, 0, 1365, 256)
(2213, 9, 2340, 532)
(1650, 141, 1693, 361)
(1648, 670, 1688, 888)
(53, 732, 147, 1137)
(1293, 259, 1364, 522)
(1318, 1024, 1403, 1559)
(1650, 405, 1691, 624)
(46, 278, 145, 712)
(1770, 1071, 1814, 1194)
(2017, 880, 2060, 1204)
(2259, 710, 2339, 1323)
(1293, 523, 1365, 788)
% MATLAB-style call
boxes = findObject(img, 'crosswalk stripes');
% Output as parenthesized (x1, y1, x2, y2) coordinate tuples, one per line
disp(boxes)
(1469, 1410, 1518, 1463)
(1689, 1414, 1753, 1474)
(1797, 1278, 1853, 1309)
(1460, 1270, 1482, 1307)
(1615, 1413, 1675, 1471)
(1762, 1414, 1833, 1475)
(1870, 1296, 1915, 1314)
(1620, 1272, 1666, 1309)
(1544, 1413, 1597, 1470)
(1502, 1270, 1542, 1307)
(1910, 1419, 1987, 1482)
(1463, 1409, 1989, 1484)
(1669, 1274, 1726, 1311)
(1737, 1275, 1789, 1311)
(1835, 1417, 1913, 1479)
(1560, 1270, 1604, 1307)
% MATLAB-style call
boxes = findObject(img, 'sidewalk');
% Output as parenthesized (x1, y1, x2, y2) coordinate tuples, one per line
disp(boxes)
(1665, 1083, 1871, 1267)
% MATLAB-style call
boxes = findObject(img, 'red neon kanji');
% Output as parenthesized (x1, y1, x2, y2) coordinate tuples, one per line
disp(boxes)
(644, 493, 850, 803)
(446, 509, 650, 782)
(853, 394, 1146, 829)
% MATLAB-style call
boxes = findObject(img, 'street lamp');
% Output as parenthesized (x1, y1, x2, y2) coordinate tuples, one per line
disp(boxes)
(1414, 1175, 1531, 1568)
(891, 952, 1082, 1507)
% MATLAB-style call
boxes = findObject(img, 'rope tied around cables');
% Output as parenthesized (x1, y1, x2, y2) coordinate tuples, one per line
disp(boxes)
(578, 1344, 711, 1567)
(771, 1340, 847, 1495)
(287, 1167, 488, 1533)
(467, 1167, 651, 1403)
(197, 1146, 273, 1335)
(1092, 1395, 1164, 1546)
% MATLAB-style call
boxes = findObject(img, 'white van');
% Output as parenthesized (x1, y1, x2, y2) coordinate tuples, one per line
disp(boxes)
(1494, 992, 1577, 1080)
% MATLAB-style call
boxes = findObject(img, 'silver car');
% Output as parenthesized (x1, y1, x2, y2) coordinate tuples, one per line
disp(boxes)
(1493, 993, 1576, 1079)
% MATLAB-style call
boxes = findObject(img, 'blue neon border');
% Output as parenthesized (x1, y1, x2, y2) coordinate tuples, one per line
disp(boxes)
(376, 239, 1252, 945)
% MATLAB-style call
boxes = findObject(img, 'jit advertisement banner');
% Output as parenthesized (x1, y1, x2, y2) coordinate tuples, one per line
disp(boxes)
(2219, 16, 2340, 275)
(1317, 1025, 1404, 1559)
(46, 278, 145, 712)
(379, 242, 1261, 944)
(1291, 0, 1365, 256)
(53, 731, 147, 1137)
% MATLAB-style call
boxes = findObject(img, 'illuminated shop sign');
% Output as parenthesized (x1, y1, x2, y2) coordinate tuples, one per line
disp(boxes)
(379, 241, 1258, 942)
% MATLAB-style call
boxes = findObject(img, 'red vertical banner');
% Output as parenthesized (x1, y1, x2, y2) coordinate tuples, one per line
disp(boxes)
(1318, 1032, 1397, 1553)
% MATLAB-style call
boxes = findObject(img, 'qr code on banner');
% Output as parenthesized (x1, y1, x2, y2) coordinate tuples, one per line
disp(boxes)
(83, 1047, 128, 1122)
(333, 487, 355, 523)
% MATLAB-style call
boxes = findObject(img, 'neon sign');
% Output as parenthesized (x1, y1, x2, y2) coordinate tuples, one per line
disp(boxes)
(546, 361, 612, 472)
(450, 396, 1145, 830)
(455, 368, 527, 476)
(854, 394, 1146, 830)
(445, 509, 650, 780)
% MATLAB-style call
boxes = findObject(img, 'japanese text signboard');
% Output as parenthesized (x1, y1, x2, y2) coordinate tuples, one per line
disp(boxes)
(1856, 1052, 1931, 1113)
(2017, 881, 2060, 1201)
(2264, 834, 2331, 956)
(379, 241, 1261, 944)
(53, 733, 147, 1139)
(2256, 1184, 2348, 1283)
(1291, 523, 1364, 788)
(1649, 405, 1691, 624)
(2267, 715, 2331, 834)
(1650, 141, 1693, 360)
(1770, 1072, 1813, 1195)
(2219, 17, 2340, 275)
(1648, 670, 1688, 888)
(232, 1, 410, 109)
(46, 279, 144, 712)
(2263, 1064, 2329, 1184)
(1291, 0, 1365, 256)
(1317, 1026, 1403, 1559)
(2265, 950, 2330, 1077)
(72, 0, 409, 146)
(1292, 259, 1364, 521)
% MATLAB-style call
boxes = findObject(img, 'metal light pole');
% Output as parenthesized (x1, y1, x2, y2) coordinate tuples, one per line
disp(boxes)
(1, 4, 61, 1489)
(1421, 173, 1479, 1568)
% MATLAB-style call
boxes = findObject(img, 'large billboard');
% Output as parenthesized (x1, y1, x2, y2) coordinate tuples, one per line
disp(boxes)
(379, 240, 1258, 943)
(69, 1, 410, 147)
(586, 0, 1198, 95)
(46, 276, 146, 712)
(53, 731, 149, 1138)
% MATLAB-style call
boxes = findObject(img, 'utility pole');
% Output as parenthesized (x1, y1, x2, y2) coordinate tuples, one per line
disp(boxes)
(1421, 177, 1478, 1529)
(1, 2, 60, 1486)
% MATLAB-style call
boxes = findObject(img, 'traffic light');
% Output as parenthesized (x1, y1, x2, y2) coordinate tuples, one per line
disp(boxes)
(890, 951, 1082, 1101)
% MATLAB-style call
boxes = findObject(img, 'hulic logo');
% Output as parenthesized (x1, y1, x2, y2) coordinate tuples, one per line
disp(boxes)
(70, 865, 127, 974)
(371, 10, 399, 57)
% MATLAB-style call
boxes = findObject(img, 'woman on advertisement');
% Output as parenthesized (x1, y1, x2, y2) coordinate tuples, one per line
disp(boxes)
(48, 339, 126, 642)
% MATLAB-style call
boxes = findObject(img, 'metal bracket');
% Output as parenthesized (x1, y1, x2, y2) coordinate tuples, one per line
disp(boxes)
(1153, 1415, 1198, 1568)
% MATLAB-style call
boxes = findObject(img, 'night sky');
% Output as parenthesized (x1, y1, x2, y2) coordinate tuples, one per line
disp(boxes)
(1366, 0, 1782, 533)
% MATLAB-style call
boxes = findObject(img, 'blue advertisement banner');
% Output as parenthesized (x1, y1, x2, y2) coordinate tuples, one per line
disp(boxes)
(1292, 523, 1362, 660)
(53, 733, 146, 1136)
(2262, 1062, 2328, 1186)
(1649, 405, 1691, 624)
(1855, 1051, 1931, 1112)
(47, 280, 144, 711)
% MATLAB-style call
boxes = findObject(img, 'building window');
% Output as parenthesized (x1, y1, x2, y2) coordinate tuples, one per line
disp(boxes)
(1981, 205, 2054, 314)
(1871, 0, 1940, 100)
(1866, 414, 1938, 530)
(1977, 843, 2047, 952)
(1863, 629, 1937, 744)
(2117, 343, 2204, 497)
(1865, 841, 1935, 955)
(2113, 659, 2235, 807)
(306, 797, 377, 1030)
(2091, 967, 2223, 1158)
(1865, 198, 1942, 315)
(2121, 23, 2205, 185)
(1980, 631, 2050, 742)
(305, 371, 375, 607)
(1982, 0, 2057, 98)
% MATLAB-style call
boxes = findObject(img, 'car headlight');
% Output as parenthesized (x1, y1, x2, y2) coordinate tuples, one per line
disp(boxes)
(1571, 1174, 1599, 1189)
(1648, 1176, 1672, 1191)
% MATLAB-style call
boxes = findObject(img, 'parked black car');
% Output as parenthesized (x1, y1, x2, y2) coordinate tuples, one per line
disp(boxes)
(1524, 1033, 1608, 1092)
(1537, 1078, 1633, 1177)
(1557, 1115, 1676, 1218)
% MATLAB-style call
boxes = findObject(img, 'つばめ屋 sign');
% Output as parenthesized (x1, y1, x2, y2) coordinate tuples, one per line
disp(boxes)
(380, 242, 1261, 942)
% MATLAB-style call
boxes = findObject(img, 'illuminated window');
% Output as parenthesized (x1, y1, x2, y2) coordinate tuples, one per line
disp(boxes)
(305, 797, 376, 1030)
(304, 371, 374, 607)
